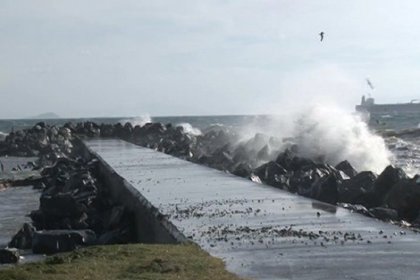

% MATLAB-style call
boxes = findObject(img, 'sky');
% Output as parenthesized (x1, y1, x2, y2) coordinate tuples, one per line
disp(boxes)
(1, 0, 420, 118)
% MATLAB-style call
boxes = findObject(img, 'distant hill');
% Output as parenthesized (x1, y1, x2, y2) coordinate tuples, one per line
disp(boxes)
(31, 112, 61, 119)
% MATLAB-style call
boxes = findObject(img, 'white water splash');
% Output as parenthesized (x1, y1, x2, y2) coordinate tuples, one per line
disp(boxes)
(237, 105, 392, 173)
(119, 115, 152, 127)
(291, 106, 391, 173)
(0, 131, 8, 141)
(176, 123, 202, 136)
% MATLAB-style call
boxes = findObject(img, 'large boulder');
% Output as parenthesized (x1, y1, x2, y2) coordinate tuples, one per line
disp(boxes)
(0, 248, 19, 264)
(254, 161, 288, 188)
(275, 148, 296, 171)
(290, 156, 317, 172)
(256, 145, 271, 162)
(99, 124, 115, 138)
(311, 172, 341, 204)
(335, 160, 358, 178)
(231, 162, 253, 178)
(369, 207, 399, 221)
(32, 230, 96, 254)
(338, 171, 377, 205)
(40, 193, 86, 218)
(143, 122, 166, 135)
(374, 165, 408, 201)
(8, 223, 35, 249)
(384, 177, 420, 221)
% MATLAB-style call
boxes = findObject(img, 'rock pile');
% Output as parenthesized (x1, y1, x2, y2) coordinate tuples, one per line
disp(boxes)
(7, 155, 136, 258)
(98, 120, 420, 228)
(11, 120, 419, 227)
(1, 123, 135, 263)
(2, 120, 420, 262)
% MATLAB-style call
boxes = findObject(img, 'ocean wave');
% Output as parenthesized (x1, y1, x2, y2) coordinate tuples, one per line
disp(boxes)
(0, 131, 8, 141)
(119, 115, 152, 127)
(176, 123, 202, 136)
(386, 136, 420, 176)
(236, 105, 392, 173)
(291, 106, 391, 173)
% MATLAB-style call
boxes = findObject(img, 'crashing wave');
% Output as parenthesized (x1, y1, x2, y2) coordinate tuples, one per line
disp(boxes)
(236, 105, 392, 173)
(0, 131, 8, 141)
(119, 115, 152, 127)
(176, 123, 202, 136)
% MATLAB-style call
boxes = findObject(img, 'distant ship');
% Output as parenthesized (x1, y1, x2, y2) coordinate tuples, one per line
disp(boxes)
(355, 96, 420, 115)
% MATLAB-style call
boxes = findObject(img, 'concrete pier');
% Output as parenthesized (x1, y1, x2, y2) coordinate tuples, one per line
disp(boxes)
(86, 139, 420, 280)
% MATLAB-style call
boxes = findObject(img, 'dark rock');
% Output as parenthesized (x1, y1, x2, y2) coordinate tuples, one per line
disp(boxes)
(198, 147, 233, 171)
(290, 165, 330, 196)
(275, 149, 296, 170)
(99, 124, 115, 138)
(256, 145, 270, 161)
(0, 248, 19, 264)
(232, 146, 249, 164)
(335, 160, 358, 178)
(144, 122, 166, 134)
(338, 171, 377, 204)
(113, 123, 125, 139)
(254, 161, 288, 188)
(311, 172, 340, 204)
(338, 203, 372, 217)
(103, 206, 125, 230)
(369, 207, 399, 221)
(121, 123, 134, 140)
(32, 229, 96, 254)
(290, 156, 316, 171)
(97, 227, 133, 245)
(132, 125, 146, 138)
(374, 165, 408, 201)
(231, 162, 252, 178)
(35, 122, 47, 129)
(384, 176, 420, 221)
(40, 193, 86, 218)
(9, 223, 35, 249)
(33, 182, 46, 190)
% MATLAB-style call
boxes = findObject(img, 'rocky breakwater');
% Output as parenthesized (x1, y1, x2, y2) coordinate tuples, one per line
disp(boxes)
(2, 120, 420, 262)
(0, 122, 135, 264)
(70, 121, 420, 231)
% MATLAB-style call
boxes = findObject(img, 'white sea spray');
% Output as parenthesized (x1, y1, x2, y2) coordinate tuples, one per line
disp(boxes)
(119, 115, 152, 127)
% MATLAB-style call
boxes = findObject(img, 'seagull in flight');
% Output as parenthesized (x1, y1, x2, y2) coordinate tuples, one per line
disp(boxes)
(366, 78, 375, 90)
(319, 32, 324, 42)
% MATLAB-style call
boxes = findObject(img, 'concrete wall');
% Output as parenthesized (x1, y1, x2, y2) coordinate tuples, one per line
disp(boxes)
(76, 138, 188, 244)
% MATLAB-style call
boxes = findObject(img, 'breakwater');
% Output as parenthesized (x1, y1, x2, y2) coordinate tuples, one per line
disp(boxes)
(78, 138, 187, 244)
(1, 121, 420, 279)
(86, 139, 420, 280)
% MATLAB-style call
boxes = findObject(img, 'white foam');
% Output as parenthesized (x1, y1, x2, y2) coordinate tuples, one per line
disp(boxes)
(236, 105, 392, 173)
(0, 131, 8, 141)
(119, 115, 152, 127)
(291, 105, 391, 173)
(176, 123, 202, 136)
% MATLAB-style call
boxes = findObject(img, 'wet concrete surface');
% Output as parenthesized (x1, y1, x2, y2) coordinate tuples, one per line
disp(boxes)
(86, 139, 420, 280)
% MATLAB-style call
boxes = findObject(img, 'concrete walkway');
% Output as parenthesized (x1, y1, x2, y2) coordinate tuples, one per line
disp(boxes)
(86, 139, 420, 280)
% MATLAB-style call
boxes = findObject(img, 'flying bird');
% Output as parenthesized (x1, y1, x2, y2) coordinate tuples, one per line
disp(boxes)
(319, 32, 324, 42)
(366, 78, 375, 90)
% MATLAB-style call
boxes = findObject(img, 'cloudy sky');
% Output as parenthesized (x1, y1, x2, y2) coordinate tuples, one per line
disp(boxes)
(1, 0, 420, 118)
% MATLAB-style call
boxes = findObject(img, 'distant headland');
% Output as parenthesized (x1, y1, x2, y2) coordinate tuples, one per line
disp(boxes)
(30, 112, 60, 119)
